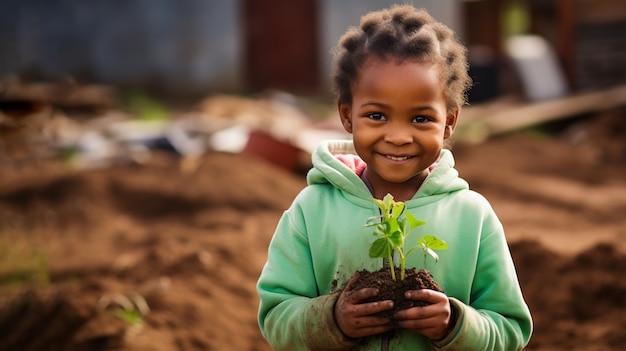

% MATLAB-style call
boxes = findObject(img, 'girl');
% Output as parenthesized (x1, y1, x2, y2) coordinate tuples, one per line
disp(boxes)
(257, 5, 532, 350)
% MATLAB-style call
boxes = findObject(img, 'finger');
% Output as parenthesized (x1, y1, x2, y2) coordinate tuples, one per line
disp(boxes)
(404, 289, 447, 304)
(343, 271, 361, 291)
(335, 301, 394, 338)
(347, 287, 380, 304)
(395, 298, 449, 321)
(342, 272, 374, 303)
(396, 314, 443, 330)
(353, 299, 394, 315)
(395, 304, 427, 320)
(346, 314, 394, 338)
(353, 314, 392, 328)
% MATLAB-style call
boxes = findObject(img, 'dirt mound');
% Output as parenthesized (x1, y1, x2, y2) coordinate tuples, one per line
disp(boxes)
(0, 107, 625, 350)
(0, 151, 304, 351)
(511, 241, 626, 350)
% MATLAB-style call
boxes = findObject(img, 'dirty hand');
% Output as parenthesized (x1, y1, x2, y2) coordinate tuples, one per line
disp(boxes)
(394, 289, 454, 341)
(334, 272, 394, 339)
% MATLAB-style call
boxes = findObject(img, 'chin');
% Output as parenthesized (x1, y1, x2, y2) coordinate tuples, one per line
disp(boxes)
(381, 175, 416, 184)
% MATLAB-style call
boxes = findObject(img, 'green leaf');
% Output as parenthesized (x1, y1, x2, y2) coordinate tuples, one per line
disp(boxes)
(405, 212, 426, 229)
(388, 229, 403, 248)
(366, 193, 448, 279)
(400, 218, 409, 237)
(112, 308, 143, 326)
(373, 224, 384, 234)
(376, 194, 402, 220)
(372, 198, 386, 213)
(382, 193, 395, 208)
(422, 235, 448, 250)
(385, 218, 401, 236)
(389, 201, 404, 219)
(369, 238, 392, 258)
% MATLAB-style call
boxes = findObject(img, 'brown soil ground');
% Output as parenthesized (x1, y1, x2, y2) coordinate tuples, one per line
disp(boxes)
(0, 107, 625, 350)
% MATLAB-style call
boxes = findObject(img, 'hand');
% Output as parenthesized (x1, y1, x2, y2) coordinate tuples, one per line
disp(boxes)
(334, 272, 394, 339)
(394, 289, 453, 340)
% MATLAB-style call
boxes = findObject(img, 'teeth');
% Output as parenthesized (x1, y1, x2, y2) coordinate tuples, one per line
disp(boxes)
(386, 155, 409, 161)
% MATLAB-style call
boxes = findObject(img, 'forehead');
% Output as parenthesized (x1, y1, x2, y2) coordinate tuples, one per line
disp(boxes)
(353, 57, 445, 101)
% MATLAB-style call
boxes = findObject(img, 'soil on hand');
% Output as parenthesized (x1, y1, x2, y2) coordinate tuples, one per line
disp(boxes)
(347, 267, 442, 326)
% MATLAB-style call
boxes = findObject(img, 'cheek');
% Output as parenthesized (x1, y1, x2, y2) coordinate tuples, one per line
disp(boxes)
(351, 126, 378, 145)
(419, 130, 447, 148)
(351, 131, 377, 157)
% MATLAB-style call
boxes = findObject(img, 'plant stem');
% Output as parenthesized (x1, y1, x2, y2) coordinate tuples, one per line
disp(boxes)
(399, 242, 406, 280)
(388, 255, 396, 281)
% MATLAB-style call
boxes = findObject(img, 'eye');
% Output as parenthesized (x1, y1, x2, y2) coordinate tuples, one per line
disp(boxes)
(366, 112, 386, 121)
(412, 115, 430, 123)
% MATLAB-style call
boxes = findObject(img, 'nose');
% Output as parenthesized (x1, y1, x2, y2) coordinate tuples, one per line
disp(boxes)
(383, 122, 413, 145)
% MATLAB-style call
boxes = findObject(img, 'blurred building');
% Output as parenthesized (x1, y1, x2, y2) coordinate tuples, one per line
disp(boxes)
(0, 0, 245, 98)
(463, 0, 626, 98)
(0, 0, 624, 99)
(0, 0, 459, 98)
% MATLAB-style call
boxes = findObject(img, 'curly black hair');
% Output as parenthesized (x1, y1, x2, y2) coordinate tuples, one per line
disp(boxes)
(331, 5, 471, 112)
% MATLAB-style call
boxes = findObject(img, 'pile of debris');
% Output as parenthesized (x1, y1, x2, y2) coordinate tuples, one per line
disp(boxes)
(0, 77, 350, 172)
(3, 75, 625, 172)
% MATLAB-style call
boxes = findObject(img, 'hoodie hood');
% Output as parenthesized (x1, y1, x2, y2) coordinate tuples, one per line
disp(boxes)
(306, 139, 468, 202)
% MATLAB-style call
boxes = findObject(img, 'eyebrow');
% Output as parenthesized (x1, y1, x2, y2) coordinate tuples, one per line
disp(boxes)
(359, 101, 386, 109)
(360, 101, 436, 112)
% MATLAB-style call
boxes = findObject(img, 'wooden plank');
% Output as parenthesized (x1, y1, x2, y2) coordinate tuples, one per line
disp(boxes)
(457, 84, 626, 142)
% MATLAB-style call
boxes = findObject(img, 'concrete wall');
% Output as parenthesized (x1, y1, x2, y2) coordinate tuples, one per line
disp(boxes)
(0, 0, 244, 96)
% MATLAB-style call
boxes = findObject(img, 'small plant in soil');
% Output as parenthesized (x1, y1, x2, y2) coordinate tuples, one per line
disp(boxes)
(346, 193, 448, 327)
(365, 193, 448, 280)
(99, 292, 150, 335)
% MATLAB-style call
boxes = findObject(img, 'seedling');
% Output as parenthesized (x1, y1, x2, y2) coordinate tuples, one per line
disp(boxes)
(98, 292, 150, 334)
(366, 193, 448, 281)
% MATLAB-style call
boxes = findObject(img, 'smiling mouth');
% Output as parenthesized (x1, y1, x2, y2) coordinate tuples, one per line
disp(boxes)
(385, 155, 412, 161)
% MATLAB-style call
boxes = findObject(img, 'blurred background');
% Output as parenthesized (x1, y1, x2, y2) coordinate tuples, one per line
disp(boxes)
(0, 1, 625, 351)
(1, 0, 624, 98)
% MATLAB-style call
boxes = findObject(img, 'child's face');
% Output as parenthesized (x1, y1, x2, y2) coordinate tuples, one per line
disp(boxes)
(339, 57, 457, 197)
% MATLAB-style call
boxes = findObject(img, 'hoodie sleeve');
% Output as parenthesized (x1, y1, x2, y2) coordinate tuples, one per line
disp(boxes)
(257, 206, 359, 351)
(432, 223, 533, 351)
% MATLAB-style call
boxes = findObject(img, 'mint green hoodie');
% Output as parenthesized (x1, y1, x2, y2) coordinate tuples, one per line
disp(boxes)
(257, 140, 532, 350)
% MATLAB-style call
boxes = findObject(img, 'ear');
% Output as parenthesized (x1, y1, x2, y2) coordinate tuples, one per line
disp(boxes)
(338, 102, 353, 133)
(444, 108, 459, 139)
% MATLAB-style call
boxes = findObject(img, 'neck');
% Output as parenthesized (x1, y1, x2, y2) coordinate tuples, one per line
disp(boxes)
(363, 169, 428, 202)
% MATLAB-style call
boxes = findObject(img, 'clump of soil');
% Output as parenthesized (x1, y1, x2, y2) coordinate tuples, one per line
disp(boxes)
(346, 267, 442, 327)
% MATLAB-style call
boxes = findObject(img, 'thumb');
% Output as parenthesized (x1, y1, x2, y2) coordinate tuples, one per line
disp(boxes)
(343, 271, 362, 292)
